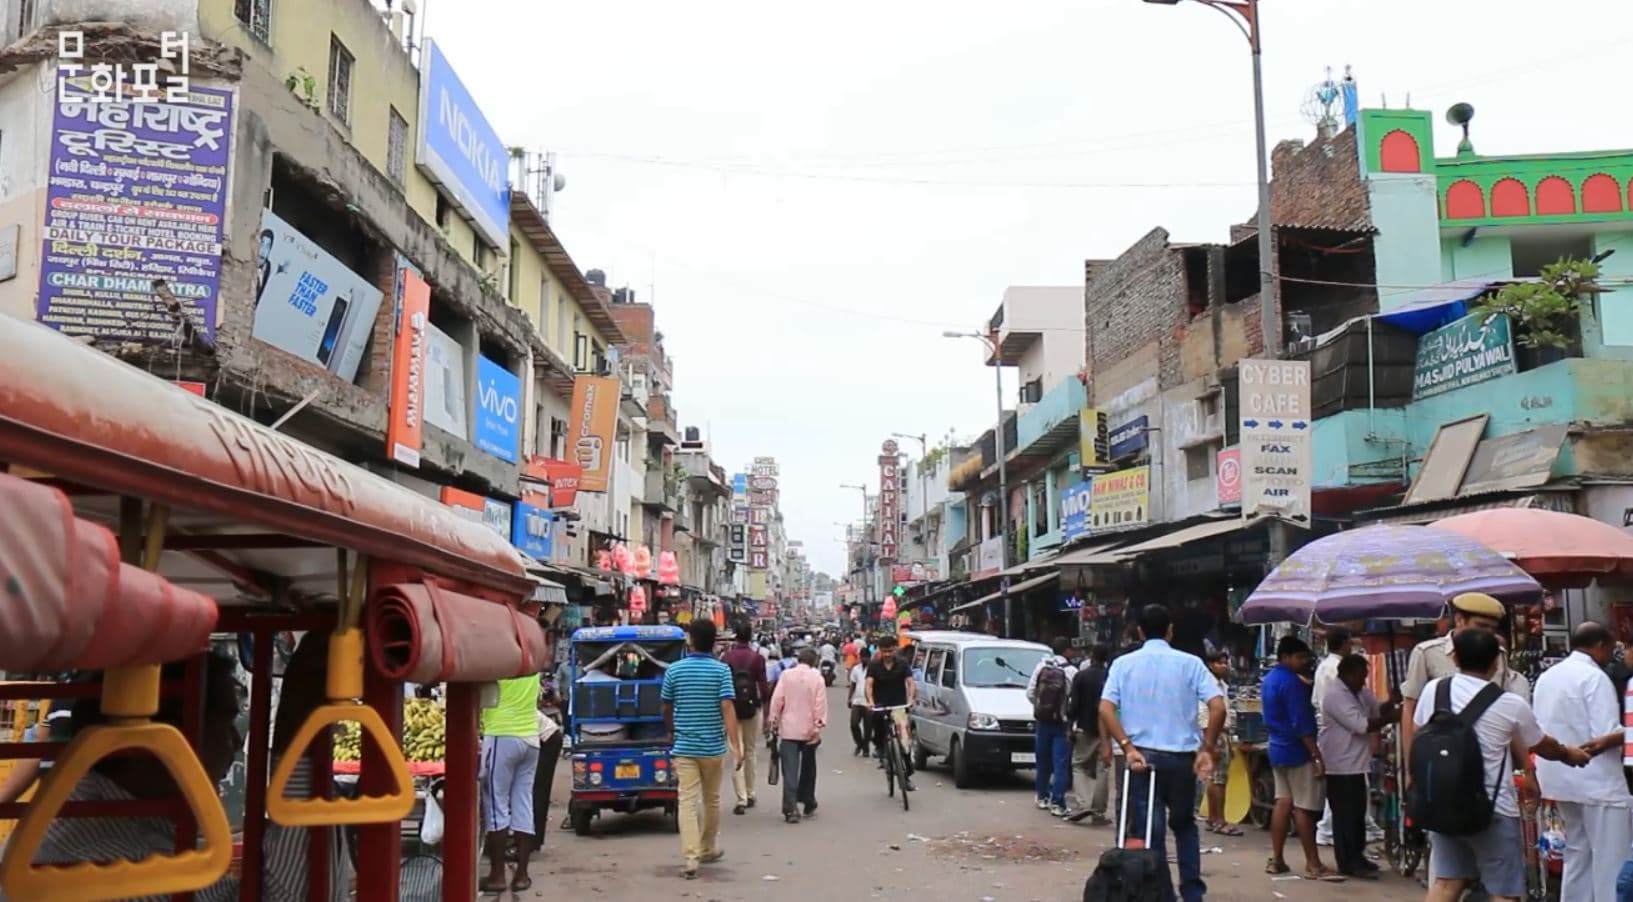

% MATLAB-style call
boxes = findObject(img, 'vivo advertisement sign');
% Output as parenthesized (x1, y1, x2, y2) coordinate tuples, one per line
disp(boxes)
(512, 501, 554, 560)
(1060, 481, 1093, 542)
(417, 40, 510, 248)
(474, 354, 521, 462)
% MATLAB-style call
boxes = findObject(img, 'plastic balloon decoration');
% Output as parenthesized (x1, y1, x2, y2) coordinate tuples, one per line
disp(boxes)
(628, 585, 648, 615)
(595, 549, 612, 572)
(611, 543, 634, 576)
(633, 545, 653, 580)
(657, 550, 680, 586)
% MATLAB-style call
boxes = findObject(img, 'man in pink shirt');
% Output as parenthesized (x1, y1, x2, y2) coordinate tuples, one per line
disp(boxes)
(766, 647, 829, 823)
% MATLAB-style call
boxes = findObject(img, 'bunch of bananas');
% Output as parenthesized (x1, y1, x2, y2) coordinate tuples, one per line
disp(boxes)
(329, 698, 446, 763)
(403, 698, 446, 763)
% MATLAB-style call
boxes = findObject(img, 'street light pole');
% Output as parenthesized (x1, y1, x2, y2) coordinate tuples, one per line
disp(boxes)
(943, 331, 1011, 635)
(1144, 0, 1277, 359)
(839, 483, 872, 623)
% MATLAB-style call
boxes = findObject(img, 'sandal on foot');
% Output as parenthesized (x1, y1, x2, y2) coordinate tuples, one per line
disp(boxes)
(1265, 858, 1291, 875)
(479, 878, 510, 895)
(511, 875, 533, 893)
(1212, 822, 1244, 836)
(1306, 867, 1347, 882)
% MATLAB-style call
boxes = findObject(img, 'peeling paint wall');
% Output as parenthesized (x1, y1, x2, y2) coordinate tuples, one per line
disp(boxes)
(39, 0, 195, 32)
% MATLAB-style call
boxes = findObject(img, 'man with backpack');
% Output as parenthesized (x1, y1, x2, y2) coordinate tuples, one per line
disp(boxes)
(720, 621, 770, 816)
(1028, 637, 1079, 817)
(1411, 628, 1589, 902)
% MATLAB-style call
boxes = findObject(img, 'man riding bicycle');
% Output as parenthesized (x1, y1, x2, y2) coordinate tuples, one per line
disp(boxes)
(864, 637, 917, 791)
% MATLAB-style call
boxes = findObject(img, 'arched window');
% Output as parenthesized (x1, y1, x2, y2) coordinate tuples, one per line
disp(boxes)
(1582, 174, 1623, 214)
(1379, 130, 1421, 173)
(1535, 176, 1576, 215)
(1490, 178, 1530, 217)
(1445, 180, 1485, 219)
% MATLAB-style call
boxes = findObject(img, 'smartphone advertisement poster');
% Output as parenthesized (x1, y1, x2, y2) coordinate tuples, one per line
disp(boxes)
(250, 208, 383, 382)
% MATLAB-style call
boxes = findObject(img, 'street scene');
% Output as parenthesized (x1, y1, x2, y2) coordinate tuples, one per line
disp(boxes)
(4, 1, 1633, 901)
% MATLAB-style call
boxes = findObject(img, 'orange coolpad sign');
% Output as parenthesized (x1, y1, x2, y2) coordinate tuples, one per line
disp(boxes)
(387, 269, 431, 467)
(569, 376, 619, 493)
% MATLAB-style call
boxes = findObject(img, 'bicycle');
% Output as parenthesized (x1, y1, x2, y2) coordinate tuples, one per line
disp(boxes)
(872, 705, 912, 811)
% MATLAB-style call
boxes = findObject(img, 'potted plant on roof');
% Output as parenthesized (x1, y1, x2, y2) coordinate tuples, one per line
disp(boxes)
(1472, 257, 1598, 370)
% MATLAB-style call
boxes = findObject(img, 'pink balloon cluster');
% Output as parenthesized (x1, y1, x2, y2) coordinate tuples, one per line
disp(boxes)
(657, 550, 680, 586)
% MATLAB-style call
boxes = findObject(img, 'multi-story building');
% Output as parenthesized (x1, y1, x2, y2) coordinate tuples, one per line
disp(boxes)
(0, 1, 628, 600)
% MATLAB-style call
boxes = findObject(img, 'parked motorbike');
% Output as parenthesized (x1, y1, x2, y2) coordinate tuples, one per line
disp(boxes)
(819, 659, 836, 687)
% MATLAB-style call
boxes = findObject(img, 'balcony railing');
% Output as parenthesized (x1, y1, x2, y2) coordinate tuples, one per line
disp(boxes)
(1015, 376, 1086, 454)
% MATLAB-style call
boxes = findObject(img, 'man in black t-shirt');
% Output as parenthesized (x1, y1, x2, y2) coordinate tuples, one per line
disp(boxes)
(864, 640, 918, 788)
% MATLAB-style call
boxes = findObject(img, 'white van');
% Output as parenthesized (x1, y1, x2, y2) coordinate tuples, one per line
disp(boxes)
(903, 630, 1052, 788)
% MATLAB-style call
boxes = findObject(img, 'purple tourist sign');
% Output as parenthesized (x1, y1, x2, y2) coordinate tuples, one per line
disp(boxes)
(36, 79, 235, 342)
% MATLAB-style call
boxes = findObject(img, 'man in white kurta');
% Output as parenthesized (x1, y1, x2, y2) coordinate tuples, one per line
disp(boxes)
(1534, 623, 1631, 902)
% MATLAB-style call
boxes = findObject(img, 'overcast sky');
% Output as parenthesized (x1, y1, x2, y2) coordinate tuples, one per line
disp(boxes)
(425, 0, 1633, 576)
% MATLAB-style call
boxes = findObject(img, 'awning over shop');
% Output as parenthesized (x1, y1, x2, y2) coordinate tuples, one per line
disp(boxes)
(0, 319, 533, 597)
(1372, 279, 1522, 335)
(950, 571, 1060, 613)
(1052, 538, 1137, 567)
(1360, 490, 1578, 528)
(1113, 517, 1254, 558)
(528, 576, 569, 605)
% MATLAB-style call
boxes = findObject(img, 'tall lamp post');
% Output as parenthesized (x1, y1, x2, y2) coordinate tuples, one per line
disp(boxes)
(1144, 0, 1278, 359)
(839, 483, 873, 620)
(942, 330, 1011, 635)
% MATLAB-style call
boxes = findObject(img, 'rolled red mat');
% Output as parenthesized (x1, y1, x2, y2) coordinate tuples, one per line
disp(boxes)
(0, 473, 218, 671)
(366, 580, 547, 683)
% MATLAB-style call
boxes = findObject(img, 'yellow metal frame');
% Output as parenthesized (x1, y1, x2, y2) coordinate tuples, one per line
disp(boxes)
(266, 553, 412, 827)
(0, 503, 233, 902)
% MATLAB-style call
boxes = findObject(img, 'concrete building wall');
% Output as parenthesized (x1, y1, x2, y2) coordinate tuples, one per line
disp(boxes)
(1368, 175, 1443, 311)
(0, 67, 51, 323)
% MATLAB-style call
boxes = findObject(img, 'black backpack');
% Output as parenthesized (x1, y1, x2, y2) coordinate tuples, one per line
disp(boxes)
(1406, 679, 1507, 836)
(1034, 661, 1070, 723)
(729, 661, 761, 720)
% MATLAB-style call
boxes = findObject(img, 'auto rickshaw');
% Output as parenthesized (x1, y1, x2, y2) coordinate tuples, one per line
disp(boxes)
(564, 625, 686, 835)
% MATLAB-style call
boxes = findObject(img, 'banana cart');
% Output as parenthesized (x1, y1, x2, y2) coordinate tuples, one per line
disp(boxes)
(0, 320, 548, 902)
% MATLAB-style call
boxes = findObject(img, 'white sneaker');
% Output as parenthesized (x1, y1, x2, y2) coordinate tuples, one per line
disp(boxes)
(1050, 805, 1069, 818)
(1037, 798, 1050, 810)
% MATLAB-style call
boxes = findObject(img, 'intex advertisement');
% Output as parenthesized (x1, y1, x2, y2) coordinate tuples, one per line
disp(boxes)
(251, 209, 383, 382)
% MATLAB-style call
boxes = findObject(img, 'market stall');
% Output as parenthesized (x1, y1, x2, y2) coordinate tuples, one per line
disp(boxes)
(1238, 523, 1542, 877)
(0, 320, 545, 902)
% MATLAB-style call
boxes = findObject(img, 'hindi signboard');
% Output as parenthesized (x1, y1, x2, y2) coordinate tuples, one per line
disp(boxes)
(37, 80, 234, 342)
(1239, 359, 1312, 522)
(1413, 312, 1516, 400)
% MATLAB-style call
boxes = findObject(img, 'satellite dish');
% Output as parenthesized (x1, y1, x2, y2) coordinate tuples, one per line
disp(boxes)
(552, 172, 567, 192)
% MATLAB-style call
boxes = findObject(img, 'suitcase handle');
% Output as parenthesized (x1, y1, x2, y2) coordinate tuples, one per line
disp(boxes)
(1115, 757, 1158, 850)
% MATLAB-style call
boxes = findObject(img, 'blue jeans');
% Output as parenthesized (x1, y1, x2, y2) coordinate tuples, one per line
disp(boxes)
(1128, 750, 1204, 902)
(1617, 856, 1633, 902)
(1034, 721, 1071, 807)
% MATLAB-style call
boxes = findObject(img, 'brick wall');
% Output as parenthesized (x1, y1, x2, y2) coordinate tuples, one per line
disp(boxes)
(1084, 228, 1188, 401)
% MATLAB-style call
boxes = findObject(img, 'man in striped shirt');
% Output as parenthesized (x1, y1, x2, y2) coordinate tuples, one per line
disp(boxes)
(661, 618, 743, 879)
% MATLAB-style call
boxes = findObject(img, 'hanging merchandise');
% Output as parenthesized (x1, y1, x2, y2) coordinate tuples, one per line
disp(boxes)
(612, 542, 634, 576)
(658, 550, 680, 586)
(633, 545, 653, 580)
(628, 585, 647, 616)
(595, 549, 612, 571)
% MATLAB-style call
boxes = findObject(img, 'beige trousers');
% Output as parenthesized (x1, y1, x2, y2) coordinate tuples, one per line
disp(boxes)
(675, 755, 725, 866)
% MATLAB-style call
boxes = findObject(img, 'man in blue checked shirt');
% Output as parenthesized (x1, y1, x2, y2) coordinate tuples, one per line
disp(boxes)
(1099, 605, 1225, 902)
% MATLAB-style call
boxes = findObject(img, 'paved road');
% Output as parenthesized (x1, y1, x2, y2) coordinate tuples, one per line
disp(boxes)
(501, 685, 1423, 902)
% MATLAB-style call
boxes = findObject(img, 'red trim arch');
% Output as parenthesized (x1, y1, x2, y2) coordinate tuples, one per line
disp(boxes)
(1535, 176, 1576, 215)
(1379, 130, 1421, 173)
(1445, 180, 1486, 219)
(1491, 178, 1530, 217)
(1581, 174, 1623, 213)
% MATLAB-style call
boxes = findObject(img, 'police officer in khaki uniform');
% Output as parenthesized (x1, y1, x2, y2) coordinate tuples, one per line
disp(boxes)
(1400, 592, 1530, 761)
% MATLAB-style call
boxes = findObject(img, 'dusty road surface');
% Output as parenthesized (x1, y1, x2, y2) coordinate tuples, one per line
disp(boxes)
(497, 686, 1424, 902)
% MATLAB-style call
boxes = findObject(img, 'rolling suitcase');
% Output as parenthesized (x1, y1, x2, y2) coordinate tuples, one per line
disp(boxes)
(1083, 768, 1167, 902)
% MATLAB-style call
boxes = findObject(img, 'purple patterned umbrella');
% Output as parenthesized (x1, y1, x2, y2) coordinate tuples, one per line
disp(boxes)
(1238, 524, 1542, 625)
